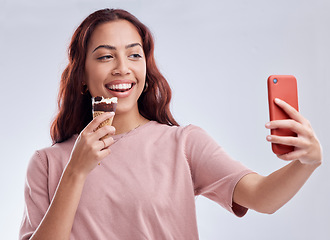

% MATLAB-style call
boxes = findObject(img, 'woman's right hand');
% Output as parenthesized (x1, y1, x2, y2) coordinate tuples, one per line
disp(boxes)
(66, 112, 116, 177)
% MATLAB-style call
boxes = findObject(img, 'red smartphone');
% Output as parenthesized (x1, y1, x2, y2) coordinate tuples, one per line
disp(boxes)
(268, 75, 299, 155)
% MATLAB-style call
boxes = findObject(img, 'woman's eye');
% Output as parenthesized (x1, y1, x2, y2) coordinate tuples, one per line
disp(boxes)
(97, 55, 113, 61)
(129, 53, 142, 59)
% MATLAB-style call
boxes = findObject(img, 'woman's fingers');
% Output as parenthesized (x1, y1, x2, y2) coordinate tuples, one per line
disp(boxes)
(68, 112, 117, 174)
(273, 98, 306, 124)
(265, 99, 322, 166)
(83, 112, 115, 133)
(98, 134, 115, 150)
(89, 123, 116, 161)
(266, 134, 308, 149)
(94, 134, 116, 163)
(266, 119, 305, 135)
(94, 125, 116, 141)
(276, 149, 307, 161)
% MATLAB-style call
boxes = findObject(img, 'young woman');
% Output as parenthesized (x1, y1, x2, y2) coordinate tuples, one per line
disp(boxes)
(19, 8, 322, 240)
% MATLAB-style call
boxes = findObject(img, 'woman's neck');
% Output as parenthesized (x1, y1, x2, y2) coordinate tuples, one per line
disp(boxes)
(111, 108, 149, 135)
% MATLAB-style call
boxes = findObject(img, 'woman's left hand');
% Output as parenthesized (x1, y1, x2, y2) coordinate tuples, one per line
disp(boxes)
(265, 98, 322, 166)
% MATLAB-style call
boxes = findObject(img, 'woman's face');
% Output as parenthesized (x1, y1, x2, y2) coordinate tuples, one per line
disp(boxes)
(85, 20, 146, 115)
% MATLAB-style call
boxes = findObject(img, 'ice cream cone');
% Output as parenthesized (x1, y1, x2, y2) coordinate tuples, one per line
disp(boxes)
(93, 111, 114, 129)
(92, 96, 117, 138)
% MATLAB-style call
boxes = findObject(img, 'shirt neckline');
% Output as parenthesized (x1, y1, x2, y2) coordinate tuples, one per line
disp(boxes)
(112, 120, 155, 141)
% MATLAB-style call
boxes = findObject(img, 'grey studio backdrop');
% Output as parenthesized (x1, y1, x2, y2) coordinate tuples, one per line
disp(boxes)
(1, 0, 329, 239)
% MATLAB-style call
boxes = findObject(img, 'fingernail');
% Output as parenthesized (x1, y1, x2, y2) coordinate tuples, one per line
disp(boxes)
(266, 136, 272, 141)
(274, 98, 281, 104)
(265, 122, 271, 128)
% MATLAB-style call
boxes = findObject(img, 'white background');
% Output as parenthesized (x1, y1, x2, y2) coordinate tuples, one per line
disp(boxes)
(1, 0, 329, 239)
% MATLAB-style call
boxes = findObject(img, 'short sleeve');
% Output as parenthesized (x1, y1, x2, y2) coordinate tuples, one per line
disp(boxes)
(184, 125, 253, 217)
(19, 151, 50, 240)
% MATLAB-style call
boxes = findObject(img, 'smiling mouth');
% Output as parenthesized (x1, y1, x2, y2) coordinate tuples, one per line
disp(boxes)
(106, 83, 134, 92)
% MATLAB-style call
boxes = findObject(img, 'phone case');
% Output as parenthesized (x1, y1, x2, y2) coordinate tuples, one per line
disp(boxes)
(268, 75, 299, 155)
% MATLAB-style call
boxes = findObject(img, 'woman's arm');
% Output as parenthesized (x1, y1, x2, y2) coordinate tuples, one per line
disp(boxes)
(29, 112, 115, 240)
(29, 167, 86, 239)
(233, 98, 322, 214)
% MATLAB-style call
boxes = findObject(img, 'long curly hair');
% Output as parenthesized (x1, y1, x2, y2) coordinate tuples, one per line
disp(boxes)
(50, 8, 179, 143)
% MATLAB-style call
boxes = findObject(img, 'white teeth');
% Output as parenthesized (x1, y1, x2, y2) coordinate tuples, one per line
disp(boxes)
(109, 83, 132, 90)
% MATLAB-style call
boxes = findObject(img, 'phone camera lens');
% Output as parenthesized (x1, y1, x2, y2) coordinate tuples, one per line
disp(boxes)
(273, 78, 278, 84)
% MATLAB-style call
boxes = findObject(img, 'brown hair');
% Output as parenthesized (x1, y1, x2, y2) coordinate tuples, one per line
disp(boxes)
(50, 8, 179, 143)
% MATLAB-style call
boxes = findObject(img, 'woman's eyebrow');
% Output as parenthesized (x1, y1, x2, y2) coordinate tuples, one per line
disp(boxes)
(125, 43, 142, 49)
(92, 43, 142, 53)
(92, 45, 115, 53)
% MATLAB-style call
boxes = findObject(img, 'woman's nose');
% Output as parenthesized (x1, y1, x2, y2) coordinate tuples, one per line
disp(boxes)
(111, 57, 131, 75)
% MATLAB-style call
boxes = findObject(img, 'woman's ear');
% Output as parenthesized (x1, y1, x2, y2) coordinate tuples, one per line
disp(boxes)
(81, 81, 89, 95)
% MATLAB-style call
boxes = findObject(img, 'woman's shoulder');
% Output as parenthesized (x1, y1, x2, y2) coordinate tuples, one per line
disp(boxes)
(38, 135, 77, 154)
(30, 135, 77, 167)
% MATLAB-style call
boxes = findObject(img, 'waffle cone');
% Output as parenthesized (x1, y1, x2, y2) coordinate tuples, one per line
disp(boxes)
(93, 111, 114, 139)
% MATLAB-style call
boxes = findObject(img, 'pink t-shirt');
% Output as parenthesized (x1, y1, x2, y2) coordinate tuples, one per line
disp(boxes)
(19, 121, 253, 239)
